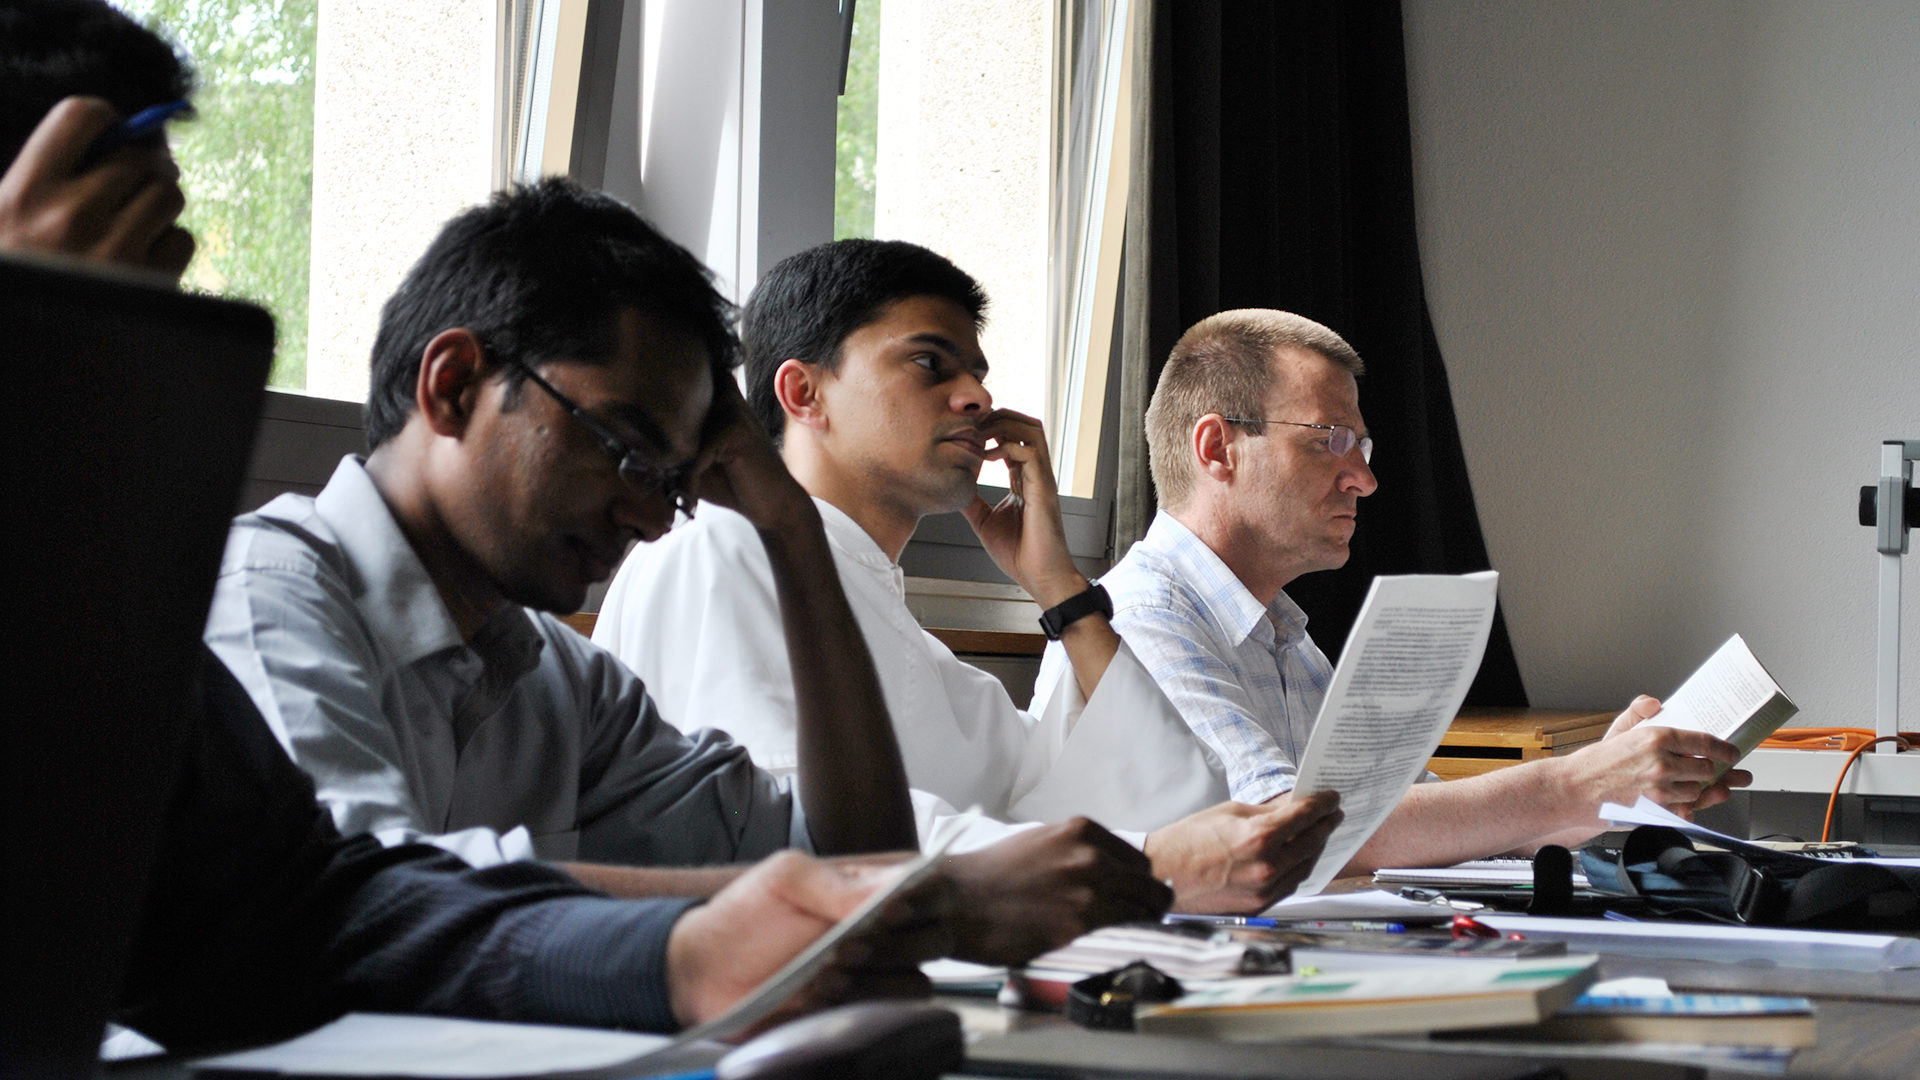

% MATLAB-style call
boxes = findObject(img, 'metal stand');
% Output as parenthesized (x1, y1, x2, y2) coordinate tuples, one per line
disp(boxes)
(1862, 439, 1920, 751)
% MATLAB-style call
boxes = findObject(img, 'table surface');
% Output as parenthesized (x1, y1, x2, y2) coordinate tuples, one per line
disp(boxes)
(106, 947, 1920, 1080)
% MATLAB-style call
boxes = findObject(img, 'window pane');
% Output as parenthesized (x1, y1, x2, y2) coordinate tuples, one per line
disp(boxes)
(871, 0, 1050, 488)
(120, 0, 317, 392)
(835, 0, 880, 240)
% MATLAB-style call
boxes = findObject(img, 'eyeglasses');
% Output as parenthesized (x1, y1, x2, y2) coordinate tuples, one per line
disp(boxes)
(510, 360, 699, 519)
(1220, 417, 1374, 464)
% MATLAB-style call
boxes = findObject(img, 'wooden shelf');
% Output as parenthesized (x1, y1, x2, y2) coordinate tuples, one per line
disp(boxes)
(926, 627, 1048, 656)
(1428, 707, 1615, 781)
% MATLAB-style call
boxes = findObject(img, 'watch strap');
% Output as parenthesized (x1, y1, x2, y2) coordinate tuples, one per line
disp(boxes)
(1065, 961, 1184, 1031)
(1038, 581, 1112, 641)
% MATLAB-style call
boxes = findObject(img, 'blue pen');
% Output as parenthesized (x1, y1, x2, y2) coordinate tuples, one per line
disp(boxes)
(80, 99, 189, 168)
(1164, 913, 1280, 928)
(1275, 920, 1407, 932)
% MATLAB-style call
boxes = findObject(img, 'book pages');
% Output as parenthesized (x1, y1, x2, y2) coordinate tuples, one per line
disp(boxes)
(1643, 633, 1798, 767)
(1291, 571, 1499, 895)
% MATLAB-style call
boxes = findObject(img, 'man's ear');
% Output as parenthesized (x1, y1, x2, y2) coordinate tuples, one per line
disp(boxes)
(416, 328, 489, 438)
(772, 358, 827, 434)
(1192, 413, 1235, 483)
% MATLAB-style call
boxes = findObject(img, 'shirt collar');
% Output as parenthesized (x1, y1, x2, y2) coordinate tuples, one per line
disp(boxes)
(813, 496, 905, 596)
(1144, 510, 1308, 648)
(311, 456, 475, 667)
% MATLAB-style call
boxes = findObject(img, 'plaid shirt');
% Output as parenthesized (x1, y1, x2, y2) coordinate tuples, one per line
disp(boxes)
(1104, 512, 1333, 804)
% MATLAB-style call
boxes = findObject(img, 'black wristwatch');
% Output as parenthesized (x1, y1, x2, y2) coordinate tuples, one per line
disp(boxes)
(1037, 581, 1112, 641)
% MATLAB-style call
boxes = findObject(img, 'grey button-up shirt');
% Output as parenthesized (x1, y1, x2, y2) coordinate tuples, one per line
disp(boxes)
(204, 457, 806, 868)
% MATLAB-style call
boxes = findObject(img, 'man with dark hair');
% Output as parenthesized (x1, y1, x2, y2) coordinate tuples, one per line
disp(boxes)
(206, 177, 933, 874)
(598, 239, 1343, 914)
(0, 0, 949, 1059)
(0, 0, 195, 276)
(1067, 308, 1750, 871)
(203, 181, 1164, 948)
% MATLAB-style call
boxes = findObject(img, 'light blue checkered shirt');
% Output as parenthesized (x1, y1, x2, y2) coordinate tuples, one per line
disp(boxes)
(1103, 511, 1333, 804)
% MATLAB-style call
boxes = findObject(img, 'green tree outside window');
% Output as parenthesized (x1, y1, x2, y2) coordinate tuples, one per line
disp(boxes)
(119, 0, 316, 391)
(835, 0, 879, 240)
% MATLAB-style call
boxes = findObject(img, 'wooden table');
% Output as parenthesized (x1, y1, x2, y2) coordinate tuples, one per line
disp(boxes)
(1428, 707, 1616, 781)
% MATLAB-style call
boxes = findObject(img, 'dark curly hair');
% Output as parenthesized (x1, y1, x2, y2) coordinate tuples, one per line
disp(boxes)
(0, 0, 195, 169)
(742, 239, 987, 443)
(364, 178, 737, 449)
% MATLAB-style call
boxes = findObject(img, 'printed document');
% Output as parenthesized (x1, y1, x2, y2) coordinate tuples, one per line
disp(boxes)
(1290, 571, 1499, 895)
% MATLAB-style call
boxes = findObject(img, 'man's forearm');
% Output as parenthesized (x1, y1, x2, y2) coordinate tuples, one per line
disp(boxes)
(1028, 571, 1119, 703)
(1342, 758, 1582, 873)
(558, 861, 746, 899)
(1055, 616, 1121, 702)
(759, 507, 917, 854)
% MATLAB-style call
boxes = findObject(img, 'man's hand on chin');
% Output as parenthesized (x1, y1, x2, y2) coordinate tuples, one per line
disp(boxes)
(939, 818, 1172, 966)
(1143, 791, 1342, 914)
(961, 409, 1083, 605)
(664, 851, 952, 1033)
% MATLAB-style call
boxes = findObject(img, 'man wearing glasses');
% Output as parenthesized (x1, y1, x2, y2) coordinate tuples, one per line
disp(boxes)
(202, 178, 1169, 959)
(1060, 308, 1751, 872)
(597, 240, 1344, 915)
(204, 178, 930, 882)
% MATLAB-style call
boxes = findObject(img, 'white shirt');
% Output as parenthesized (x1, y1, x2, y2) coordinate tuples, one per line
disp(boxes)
(204, 457, 807, 868)
(595, 498, 1228, 852)
(1044, 511, 1437, 803)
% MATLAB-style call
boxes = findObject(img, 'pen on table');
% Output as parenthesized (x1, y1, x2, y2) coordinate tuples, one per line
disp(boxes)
(1396, 886, 1489, 912)
(1164, 913, 1280, 929)
(1273, 920, 1407, 932)
(80, 99, 190, 170)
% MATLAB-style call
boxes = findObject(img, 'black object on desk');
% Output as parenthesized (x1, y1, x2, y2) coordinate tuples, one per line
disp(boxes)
(1, 255, 274, 1079)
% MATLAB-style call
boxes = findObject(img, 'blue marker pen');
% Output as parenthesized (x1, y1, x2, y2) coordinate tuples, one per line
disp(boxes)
(80, 99, 190, 169)
(1164, 913, 1281, 929)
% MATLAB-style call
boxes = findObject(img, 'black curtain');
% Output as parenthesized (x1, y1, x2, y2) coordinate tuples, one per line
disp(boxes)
(1138, 0, 1526, 706)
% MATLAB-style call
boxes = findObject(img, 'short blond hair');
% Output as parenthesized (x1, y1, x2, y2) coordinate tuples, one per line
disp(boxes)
(1146, 309, 1363, 510)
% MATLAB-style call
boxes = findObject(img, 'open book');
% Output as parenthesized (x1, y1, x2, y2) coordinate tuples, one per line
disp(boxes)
(1287, 571, 1501, 896)
(1642, 634, 1797, 774)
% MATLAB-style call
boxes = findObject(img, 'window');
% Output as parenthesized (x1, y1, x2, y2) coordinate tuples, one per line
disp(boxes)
(119, 0, 498, 402)
(834, 0, 1051, 490)
(831, 0, 1132, 497)
(118, 0, 316, 391)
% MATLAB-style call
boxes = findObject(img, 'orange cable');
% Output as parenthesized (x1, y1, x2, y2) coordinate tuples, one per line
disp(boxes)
(1821, 735, 1915, 842)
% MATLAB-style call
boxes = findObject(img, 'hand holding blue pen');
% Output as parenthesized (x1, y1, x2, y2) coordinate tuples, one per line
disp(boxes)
(1164, 913, 1280, 929)
(79, 100, 190, 171)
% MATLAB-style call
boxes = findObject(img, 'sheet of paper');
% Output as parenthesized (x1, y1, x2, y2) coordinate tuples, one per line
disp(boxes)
(1602, 796, 1920, 868)
(1643, 633, 1796, 757)
(192, 1014, 670, 1077)
(1474, 913, 1920, 971)
(1262, 888, 1460, 921)
(664, 826, 959, 1047)
(1290, 571, 1500, 895)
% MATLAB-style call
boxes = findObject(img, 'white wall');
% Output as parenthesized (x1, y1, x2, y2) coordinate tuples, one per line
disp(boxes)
(1405, 1, 1920, 726)
(308, 0, 496, 401)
